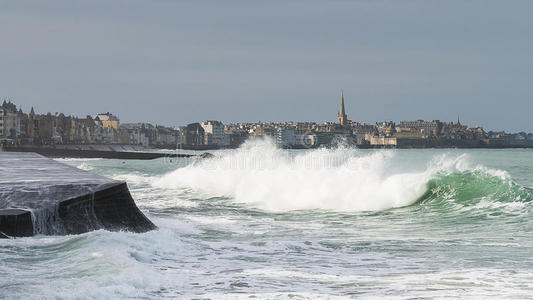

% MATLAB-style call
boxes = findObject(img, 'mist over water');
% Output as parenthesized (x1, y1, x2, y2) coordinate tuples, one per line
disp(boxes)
(2, 141, 533, 299)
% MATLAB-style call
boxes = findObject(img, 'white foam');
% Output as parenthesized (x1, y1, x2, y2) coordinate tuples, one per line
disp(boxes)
(154, 139, 480, 212)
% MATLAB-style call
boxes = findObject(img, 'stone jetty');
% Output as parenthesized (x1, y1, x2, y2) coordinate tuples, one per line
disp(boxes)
(0, 152, 156, 238)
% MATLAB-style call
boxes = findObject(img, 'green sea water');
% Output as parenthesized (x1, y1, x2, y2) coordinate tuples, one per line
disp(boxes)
(1, 141, 533, 299)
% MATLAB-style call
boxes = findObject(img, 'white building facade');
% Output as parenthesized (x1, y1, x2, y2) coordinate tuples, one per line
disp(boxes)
(201, 120, 229, 146)
(0, 107, 21, 139)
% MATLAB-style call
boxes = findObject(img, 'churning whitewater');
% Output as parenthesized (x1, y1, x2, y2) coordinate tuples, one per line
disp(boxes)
(155, 138, 517, 212)
(2, 143, 533, 299)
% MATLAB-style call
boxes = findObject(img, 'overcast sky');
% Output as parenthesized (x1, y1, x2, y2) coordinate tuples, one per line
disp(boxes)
(1, 1, 532, 132)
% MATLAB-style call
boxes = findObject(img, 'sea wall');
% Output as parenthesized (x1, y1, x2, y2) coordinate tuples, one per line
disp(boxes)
(0, 152, 156, 238)
(2, 146, 192, 160)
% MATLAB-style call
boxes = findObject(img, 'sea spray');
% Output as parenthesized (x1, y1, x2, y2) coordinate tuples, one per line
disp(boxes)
(155, 139, 531, 212)
(156, 139, 433, 211)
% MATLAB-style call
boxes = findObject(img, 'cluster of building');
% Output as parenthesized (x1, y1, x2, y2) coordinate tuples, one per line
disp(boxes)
(215, 92, 532, 148)
(1, 95, 532, 149)
(0, 100, 180, 148)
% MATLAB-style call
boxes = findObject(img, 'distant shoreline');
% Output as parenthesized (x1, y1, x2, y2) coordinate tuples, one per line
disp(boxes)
(1, 144, 531, 160)
(1, 146, 195, 160)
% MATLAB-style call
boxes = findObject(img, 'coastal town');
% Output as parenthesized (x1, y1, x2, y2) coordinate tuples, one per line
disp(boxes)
(1, 94, 532, 150)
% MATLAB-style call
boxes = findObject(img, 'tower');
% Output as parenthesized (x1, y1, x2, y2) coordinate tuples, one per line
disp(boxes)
(337, 90, 348, 126)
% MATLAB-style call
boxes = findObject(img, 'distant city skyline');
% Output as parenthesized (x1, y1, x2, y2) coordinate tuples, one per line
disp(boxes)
(2, 92, 521, 134)
(2, 1, 533, 132)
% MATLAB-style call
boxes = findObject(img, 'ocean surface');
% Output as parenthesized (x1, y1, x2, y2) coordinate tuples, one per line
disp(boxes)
(2, 139, 533, 299)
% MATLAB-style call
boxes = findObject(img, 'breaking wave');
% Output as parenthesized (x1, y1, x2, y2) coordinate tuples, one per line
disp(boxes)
(155, 138, 532, 212)
(419, 170, 533, 208)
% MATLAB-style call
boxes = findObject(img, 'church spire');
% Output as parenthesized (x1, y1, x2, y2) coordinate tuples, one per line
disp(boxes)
(337, 90, 347, 126)
(340, 90, 345, 115)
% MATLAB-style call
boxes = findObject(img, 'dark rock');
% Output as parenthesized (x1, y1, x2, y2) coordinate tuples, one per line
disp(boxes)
(0, 209, 33, 237)
(200, 152, 215, 159)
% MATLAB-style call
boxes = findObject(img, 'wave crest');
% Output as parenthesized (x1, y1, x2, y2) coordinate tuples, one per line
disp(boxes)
(155, 139, 525, 212)
(420, 170, 533, 206)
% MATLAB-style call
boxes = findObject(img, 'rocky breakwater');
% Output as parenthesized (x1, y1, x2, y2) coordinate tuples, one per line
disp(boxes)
(0, 152, 156, 238)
